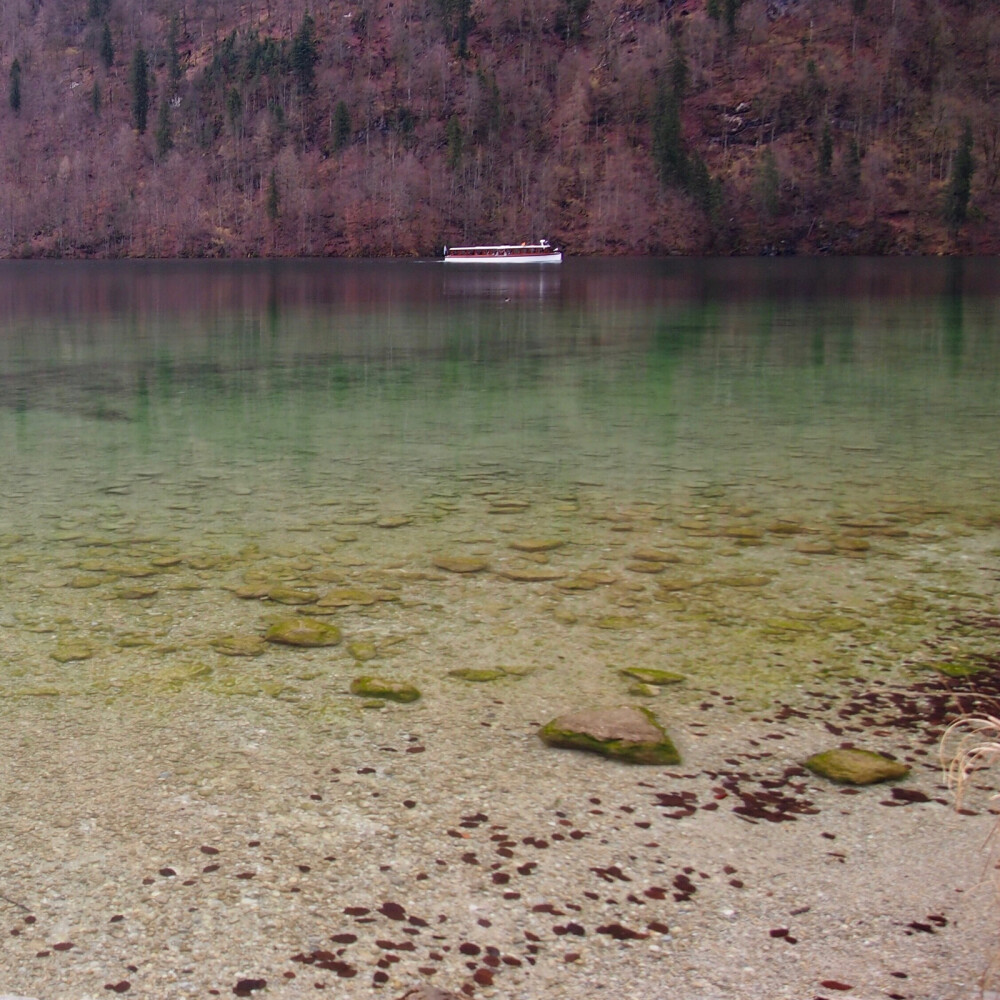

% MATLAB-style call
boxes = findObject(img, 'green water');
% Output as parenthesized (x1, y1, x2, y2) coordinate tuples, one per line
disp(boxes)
(0, 257, 998, 708)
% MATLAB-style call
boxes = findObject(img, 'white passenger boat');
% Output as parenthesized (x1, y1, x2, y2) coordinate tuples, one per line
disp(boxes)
(443, 239, 562, 264)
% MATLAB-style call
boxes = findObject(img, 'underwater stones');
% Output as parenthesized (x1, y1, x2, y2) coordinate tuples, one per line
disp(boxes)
(349, 676, 421, 703)
(267, 586, 319, 605)
(432, 555, 489, 574)
(539, 705, 680, 764)
(630, 547, 681, 564)
(447, 667, 507, 682)
(317, 587, 379, 607)
(714, 573, 773, 588)
(113, 585, 158, 600)
(67, 574, 106, 589)
(721, 524, 764, 541)
(377, 516, 411, 528)
(618, 667, 685, 686)
(487, 498, 530, 514)
(795, 539, 837, 555)
(495, 565, 566, 582)
(834, 536, 871, 553)
(51, 640, 94, 663)
(625, 560, 667, 574)
(210, 635, 266, 657)
(928, 659, 983, 678)
(265, 618, 343, 648)
(509, 538, 565, 553)
(347, 640, 378, 662)
(557, 570, 617, 591)
(594, 615, 641, 630)
(803, 748, 909, 785)
(767, 519, 805, 535)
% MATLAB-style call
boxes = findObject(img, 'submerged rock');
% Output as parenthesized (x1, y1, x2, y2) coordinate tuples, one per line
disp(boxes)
(349, 676, 421, 703)
(539, 705, 680, 764)
(267, 585, 318, 605)
(447, 667, 506, 682)
(52, 640, 94, 663)
(265, 618, 343, 647)
(618, 667, 685, 686)
(210, 635, 266, 657)
(432, 555, 489, 574)
(803, 748, 909, 785)
(509, 538, 565, 553)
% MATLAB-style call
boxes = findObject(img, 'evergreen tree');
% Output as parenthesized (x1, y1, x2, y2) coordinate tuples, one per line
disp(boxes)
(755, 147, 780, 217)
(446, 115, 463, 169)
(562, 0, 590, 41)
(87, 0, 110, 20)
(670, 39, 689, 101)
(130, 45, 149, 134)
(844, 137, 862, 189)
(91, 81, 101, 116)
(291, 13, 318, 94)
(331, 100, 351, 152)
(166, 15, 182, 89)
(944, 122, 975, 231)
(226, 87, 243, 135)
(818, 120, 833, 177)
(723, 0, 741, 34)
(651, 80, 686, 186)
(9, 58, 21, 115)
(99, 20, 114, 69)
(266, 170, 280, 222)
(155, 99, 173, 157)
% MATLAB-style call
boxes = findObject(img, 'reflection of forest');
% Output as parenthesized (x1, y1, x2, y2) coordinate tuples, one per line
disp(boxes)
(0, 261, 999, 398)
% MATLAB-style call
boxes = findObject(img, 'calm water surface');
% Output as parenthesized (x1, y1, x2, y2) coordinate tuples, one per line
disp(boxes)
(0, 257, 998, 706)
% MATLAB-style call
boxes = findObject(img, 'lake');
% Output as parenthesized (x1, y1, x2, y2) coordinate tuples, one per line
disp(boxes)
(0, 257, 998, 998)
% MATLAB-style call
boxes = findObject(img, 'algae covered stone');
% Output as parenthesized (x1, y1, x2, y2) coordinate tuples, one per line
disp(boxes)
(803, 748, 909, 785)
(539, 705, 680, 764)
(265, 617, 343, 647)
(349, 676, 421, 703)
(447, 667, 507, 682)
(618, 667, 685, 686)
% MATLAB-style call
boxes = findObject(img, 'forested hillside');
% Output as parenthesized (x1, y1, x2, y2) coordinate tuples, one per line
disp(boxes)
(0, 0, 997, 256)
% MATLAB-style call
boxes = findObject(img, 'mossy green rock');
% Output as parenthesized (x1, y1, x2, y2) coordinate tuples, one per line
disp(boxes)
(539, 705, 680, 764)
(803, 748, 910, 785)
(347, 640, 379, 661)
(349, 676, 421, 703)
(619, 667, 685, 686)
(448, 667, 506, 682)
(210, 635, 266, 657)
(265, 617, 343, 647)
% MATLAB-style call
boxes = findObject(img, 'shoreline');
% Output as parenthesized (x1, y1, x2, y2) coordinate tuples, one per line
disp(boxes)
(2, 664, 998, 1000)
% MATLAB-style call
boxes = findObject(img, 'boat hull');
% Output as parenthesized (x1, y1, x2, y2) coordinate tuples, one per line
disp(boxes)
(444, 251, 562, 264)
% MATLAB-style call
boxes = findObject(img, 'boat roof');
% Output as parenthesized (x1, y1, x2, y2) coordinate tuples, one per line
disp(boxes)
(447, 241, 553, 252)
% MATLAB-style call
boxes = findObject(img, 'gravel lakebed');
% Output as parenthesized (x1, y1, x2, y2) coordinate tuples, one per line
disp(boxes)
(0, 486, 999, 1000)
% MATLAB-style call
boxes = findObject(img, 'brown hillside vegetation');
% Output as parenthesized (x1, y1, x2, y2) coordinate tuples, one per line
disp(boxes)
(0, 0, 998, 256)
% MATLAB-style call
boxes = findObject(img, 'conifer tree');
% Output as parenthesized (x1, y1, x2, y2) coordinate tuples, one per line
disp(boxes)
(331, 100, 351, 152)
(266, 170, 280, 222)
(166, 15, 182, 89)
(91, 81, 101, 116)
(291, 13, 318, 94)
(99, 20, 114, 69)
(155, 99, 173, 157)
(651, 80, 686, 186)
(944, 122, 975, 231)
(818, 121, 833, 177)
(9, 58, 21, 115)
(130, 45, 149, 134)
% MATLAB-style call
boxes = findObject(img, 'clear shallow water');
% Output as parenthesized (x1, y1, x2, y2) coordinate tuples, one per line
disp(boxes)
(0, 257, 998, 707)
